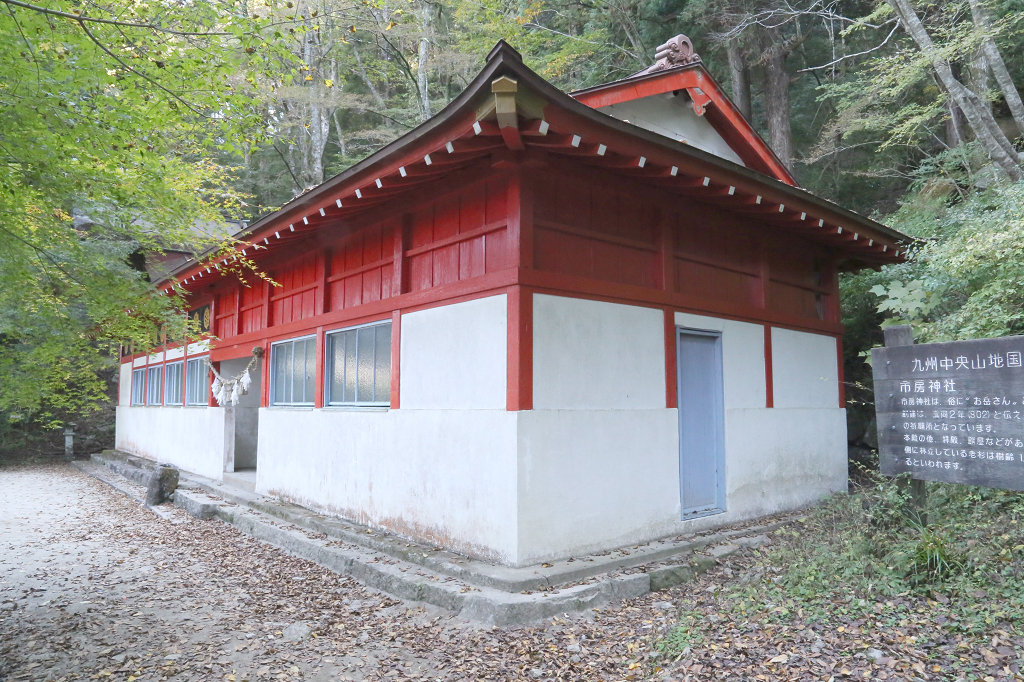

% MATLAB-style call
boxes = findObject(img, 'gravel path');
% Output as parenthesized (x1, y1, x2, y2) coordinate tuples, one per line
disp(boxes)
(0, 463, 682, 682)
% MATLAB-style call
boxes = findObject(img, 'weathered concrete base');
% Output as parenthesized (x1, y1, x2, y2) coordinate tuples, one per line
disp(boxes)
(83, 450, 798, 625)
(71, 458, 177, 521)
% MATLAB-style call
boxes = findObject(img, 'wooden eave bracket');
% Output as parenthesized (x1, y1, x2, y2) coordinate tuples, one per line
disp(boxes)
(491, 76, 524, 150)
(685, 79, 713, 117)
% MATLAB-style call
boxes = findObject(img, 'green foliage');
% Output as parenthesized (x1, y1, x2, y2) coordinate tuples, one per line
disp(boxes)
(659, 611, 705, 651)
(660, 479, 1024, 658)
(867, 180, 1024, 342)
(0, 0, 288, 422)
(869, 279, 946, 326)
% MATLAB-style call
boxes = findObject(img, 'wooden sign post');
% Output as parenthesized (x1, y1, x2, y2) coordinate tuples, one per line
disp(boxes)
(871, 328, 1024, 515)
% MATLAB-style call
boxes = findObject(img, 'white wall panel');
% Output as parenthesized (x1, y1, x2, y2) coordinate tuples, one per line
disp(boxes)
(771, 327, 839, 408)
(533, 295, 664, 409)
(400, 295, 507, 410)
(256, 408, 519, 563)
(118, 362, 133, 406)
(115, 405, 229, 480)
(516, 409, 678, 564)
(674, 312, 766, 410)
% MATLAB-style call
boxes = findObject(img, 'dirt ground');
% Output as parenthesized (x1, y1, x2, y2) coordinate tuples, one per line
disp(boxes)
(4, 462, 996, 682)
(0, 462, 690, 682)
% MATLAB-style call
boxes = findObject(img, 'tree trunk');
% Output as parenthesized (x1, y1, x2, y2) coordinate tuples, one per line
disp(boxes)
(352, 45, 387, 111)
(763, 32, 793, 170)
(887, 0, 1021, 180)
(332, 109, 347, 158)
(968, 49, 991, 113)
(946, 98, 967, 148)
(727, 41, 752, 120)
(968, 0, 1024, 136)
(416, 4, 432, 121)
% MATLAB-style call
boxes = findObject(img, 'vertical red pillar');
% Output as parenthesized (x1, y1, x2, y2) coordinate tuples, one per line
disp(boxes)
(506, 169, 534, 411)
(260, 341, 271, 408)
(506, 287, 533, 411)
(390, 310, 402, 409)
(764, 325, 774, 408)
(664, 309, 677, 409)
(314, 326, 325, 408)
(393, 217, 408, 296)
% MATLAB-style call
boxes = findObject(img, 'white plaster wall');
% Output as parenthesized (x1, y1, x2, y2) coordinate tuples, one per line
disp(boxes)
(187, 341, 210, 355)
(221, 357, 261, 470)
(598, 94, 746, 166)
(401, 295, 507, 410)
(674, 312, 765, 409)
(516, 409, 678, 564)
(520, 295, 677, 563)
(722, 407, 847, 519)
(256, 408, 520, 563)
(516, 304, 846, 563)
(118, 362, 133, 406)
(533, 295, 664, 409)
(166, 347, 184, 361)
(133, 356, 147, 368)
(772, 327, 840, 408)
(115, 405, 229, 480)
(147, 351, 164, 364)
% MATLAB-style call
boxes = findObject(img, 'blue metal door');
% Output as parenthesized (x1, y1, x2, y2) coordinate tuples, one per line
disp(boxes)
(677, 328, 725, 517)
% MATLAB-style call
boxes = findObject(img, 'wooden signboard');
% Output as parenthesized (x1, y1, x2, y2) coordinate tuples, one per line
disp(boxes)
(189, 304, 211, 335)
(872, 333, 1024, 491)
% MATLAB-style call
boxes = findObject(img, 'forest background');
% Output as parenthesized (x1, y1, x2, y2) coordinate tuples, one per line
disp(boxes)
(2, 0, 1024, 457)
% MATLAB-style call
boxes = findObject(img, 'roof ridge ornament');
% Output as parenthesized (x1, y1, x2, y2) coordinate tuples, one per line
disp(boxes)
(641, 34, 701, 74)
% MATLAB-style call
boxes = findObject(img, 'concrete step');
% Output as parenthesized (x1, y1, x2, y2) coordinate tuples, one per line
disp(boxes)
(222, 470, 256, 493)
(84, 451, 796, 623)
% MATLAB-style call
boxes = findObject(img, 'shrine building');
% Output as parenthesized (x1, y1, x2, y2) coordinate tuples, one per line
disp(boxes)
(115, 37, 910, 567)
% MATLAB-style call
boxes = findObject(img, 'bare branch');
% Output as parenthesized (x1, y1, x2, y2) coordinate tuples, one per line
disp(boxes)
(798, 20, 901, 72)
(0, 0, 232, 36)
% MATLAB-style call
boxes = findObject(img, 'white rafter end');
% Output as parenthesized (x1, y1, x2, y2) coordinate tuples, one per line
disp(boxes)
(702, 177, 710, 186)
(473, 121, 482, 135)
(445, 142, 454, 153)
(597, 144, 607, 156)
(424, 154, 432, 165)
(571, 135, 581, 147)
(539, 120, 549, 135)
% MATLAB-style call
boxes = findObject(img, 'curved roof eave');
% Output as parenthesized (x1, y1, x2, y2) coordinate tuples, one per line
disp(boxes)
(161, 41, 911, 287)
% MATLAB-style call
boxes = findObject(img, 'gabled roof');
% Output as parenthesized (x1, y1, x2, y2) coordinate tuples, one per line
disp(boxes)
(162, 40, 911, 294)
(570, 35, 795, 185)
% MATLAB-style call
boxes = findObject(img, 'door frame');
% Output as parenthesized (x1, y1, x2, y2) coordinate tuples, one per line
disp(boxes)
(676, 326, 727, 518)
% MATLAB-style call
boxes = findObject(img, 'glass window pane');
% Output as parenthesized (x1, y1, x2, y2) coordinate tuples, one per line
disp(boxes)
(288, 341, 302, 403)
(273, 343, 288, 404)
(357, 328, 374, 402)
(303, 338, 316, 404)
(374, 324, 391, 403)
(344, 331, 357, 401)
(185, 357, 208, 406)
(328, 333, 343, 404)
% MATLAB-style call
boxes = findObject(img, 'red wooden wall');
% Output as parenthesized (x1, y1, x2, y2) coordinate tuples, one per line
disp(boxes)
(209, 176, 514, 341)
(531, 168, 836, 322)
(174, 160, 841, 362)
